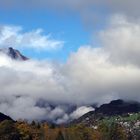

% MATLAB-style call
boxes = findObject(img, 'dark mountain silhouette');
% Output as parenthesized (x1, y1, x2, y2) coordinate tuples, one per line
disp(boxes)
(0, 112, 13, 122)
(95, 99, 140, 115)
(0, 47, 28, 60)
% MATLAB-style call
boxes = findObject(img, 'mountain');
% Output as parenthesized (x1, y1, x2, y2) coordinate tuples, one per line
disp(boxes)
(72, 99, 140, 125)
(95, 99, 140, 115)
(0, 47, 28, 60)
(0, 112, 13, 122)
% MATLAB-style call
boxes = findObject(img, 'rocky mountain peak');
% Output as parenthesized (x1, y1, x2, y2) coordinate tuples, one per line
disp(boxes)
(0, 47, 28, 61)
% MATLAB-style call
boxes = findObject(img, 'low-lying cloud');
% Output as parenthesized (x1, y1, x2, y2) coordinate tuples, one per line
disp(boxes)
(0, 16, 140, 123)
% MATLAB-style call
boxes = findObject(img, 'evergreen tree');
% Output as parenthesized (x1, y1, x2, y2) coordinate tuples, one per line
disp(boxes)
(56, 131, 64, 140)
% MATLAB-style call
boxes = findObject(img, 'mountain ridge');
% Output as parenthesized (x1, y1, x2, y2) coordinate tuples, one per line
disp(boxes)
(0, 47, 28, 61)
(71, 99, 140, 125)
(0, 112, 13, 122)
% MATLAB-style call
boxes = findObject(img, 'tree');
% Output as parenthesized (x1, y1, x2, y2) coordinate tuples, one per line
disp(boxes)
(0, 120, 20, 140)
(56, 131, 64, 140)
(109, 122, 127, 140)
(31, 120, 36, 126)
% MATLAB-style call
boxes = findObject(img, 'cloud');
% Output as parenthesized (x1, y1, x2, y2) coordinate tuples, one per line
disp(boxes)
(0, 25, 64, 51)
(0, 16, 140, 123)
(70, 106, 94, 119)
(107, 0, 140, 18)
(100, 15, 140, 66)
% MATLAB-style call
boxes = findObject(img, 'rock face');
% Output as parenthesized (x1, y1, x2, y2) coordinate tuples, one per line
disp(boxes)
(0, 47, 28, 60)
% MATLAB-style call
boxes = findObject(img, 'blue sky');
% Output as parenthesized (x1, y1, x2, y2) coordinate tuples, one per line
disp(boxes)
(0, 9, 92, 61)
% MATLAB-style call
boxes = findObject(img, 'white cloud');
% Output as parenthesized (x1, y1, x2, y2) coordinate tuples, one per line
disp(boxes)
(0, 25, 64, 51)
(100, 15, 140, 66)
(70, 106, 94, 119)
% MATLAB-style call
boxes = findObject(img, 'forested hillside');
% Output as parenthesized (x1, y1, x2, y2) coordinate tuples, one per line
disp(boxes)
(1, 113, 140, 140)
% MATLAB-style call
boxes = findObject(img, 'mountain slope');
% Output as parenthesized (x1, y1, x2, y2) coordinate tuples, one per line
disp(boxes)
(72, 99, 140, 125)
(95, 99, 140, 115)
(0, 47, 28, 60)
(0, 112, 13, 122)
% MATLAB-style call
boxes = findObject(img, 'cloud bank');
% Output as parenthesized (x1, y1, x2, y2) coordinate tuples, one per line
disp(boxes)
(0, 16, 140, 123)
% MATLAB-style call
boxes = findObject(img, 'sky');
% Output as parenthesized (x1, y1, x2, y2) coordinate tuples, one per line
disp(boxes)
(0, 0, 140, 124)
(0, 8, 91, 61)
